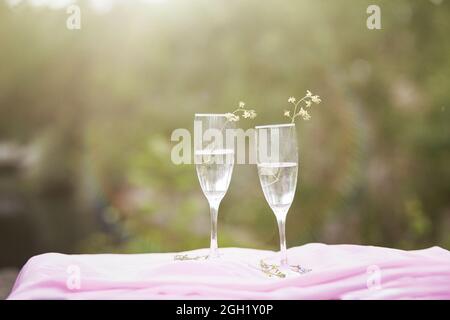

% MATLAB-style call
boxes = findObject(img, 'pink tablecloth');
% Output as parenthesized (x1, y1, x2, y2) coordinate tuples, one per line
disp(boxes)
(7, 243, 450, 300)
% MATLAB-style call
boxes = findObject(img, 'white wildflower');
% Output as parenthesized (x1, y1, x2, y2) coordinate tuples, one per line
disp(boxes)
(288, 97, 296, 104)
(306, 90, 313, 98)
(225, 113, 239, 122)
(298, 107, 307, 117)
(311, 95, 321, 104)
(299, 108, 311, 120)
(284, 110, 291, 117)
(239, 101, 246, 108)
(303, 112, 311, 120)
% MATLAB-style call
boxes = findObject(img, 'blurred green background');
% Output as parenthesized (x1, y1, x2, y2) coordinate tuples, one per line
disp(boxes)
(0, 0, 449, 270)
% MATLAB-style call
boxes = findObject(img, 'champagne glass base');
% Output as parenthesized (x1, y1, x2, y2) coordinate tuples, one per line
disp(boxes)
(208, 250, 222, 259)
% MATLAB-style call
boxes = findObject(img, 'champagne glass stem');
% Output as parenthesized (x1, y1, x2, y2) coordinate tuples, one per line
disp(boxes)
(277, 218, 288, 268)
(209, 200, 220, 258)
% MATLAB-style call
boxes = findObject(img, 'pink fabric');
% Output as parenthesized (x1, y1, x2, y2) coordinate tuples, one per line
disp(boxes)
(7, 243, 450, 300)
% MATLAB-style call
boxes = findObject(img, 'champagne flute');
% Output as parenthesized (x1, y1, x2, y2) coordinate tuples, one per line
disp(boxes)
(255, 124, 298, 268)
(194, 114, 235, 258)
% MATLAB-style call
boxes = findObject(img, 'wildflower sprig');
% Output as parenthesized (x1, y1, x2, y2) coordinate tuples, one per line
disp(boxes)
(174, 254, 209, 261)
(260, 260, 286, 278)
(201, 101, 256, 165)
(225, 101, 257, 122)
(284, 90, 321, 123)
(259, 260, 313, 278)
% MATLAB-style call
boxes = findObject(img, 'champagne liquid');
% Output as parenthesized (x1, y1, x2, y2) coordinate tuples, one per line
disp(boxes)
(257, 162, 298, 218)
(195, 149, 234, 203)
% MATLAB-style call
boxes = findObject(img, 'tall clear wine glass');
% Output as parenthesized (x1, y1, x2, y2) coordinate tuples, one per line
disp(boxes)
(256, 124, 298, 268)
(194, 114, 235, 258)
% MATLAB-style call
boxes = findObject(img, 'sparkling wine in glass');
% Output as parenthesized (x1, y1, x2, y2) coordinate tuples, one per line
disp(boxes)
(194, 114, 235, 258)
(256, 124, 298, 268)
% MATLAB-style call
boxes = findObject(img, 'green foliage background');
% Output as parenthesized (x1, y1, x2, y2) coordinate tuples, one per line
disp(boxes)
(0, 0, 449, 266)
